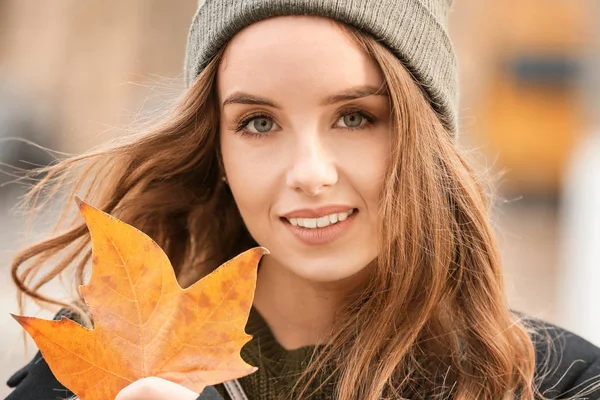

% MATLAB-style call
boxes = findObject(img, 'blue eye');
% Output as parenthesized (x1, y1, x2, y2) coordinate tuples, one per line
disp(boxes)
(341, 113, 364, 128)
(335, 111, 373, 129)
(235, 114, 280, 136)
(246, 117, 274, 133)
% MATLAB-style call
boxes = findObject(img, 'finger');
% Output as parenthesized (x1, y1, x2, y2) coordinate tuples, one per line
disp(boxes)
(115, 377, 199, 400)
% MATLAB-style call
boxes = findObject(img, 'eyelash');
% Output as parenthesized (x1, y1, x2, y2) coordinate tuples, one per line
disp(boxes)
(234, 112, 273, 136)
(233, 108, 377, 137)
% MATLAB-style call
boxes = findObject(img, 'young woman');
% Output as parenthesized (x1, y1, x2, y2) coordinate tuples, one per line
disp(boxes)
(6, 1, 600, 399)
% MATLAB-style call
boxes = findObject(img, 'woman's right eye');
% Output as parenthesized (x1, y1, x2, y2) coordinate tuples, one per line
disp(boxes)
(239, 116, 280, 135)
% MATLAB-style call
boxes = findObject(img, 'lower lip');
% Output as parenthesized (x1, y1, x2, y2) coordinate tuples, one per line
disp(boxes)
(281, 211, 357, 245)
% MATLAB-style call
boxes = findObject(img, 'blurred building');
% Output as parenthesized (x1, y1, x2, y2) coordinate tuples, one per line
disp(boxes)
(451, 0, 595, 198)
(0, 0, 196, 154)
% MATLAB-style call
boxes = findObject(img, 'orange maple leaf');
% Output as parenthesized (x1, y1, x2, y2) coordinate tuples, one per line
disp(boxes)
(12, 198, 266, 400)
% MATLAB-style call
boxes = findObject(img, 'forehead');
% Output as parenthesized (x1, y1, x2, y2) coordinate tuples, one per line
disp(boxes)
(217, 16, 383, 99)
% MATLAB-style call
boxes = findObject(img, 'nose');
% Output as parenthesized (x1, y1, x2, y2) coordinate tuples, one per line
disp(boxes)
(286, 133, 338, 196)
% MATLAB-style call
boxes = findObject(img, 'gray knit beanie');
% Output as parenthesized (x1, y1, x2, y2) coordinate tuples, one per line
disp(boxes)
(184, 0, 458, 134)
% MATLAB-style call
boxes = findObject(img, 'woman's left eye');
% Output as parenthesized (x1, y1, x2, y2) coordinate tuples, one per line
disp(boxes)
(335, 112, 372, 129)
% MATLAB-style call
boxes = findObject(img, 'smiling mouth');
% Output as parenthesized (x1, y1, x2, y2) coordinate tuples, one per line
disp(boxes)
(282, 208, 357, 229)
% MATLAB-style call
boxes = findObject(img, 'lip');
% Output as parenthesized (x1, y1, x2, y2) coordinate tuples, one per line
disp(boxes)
(280, 208, 358, 245)
(280, 205, 354, 219)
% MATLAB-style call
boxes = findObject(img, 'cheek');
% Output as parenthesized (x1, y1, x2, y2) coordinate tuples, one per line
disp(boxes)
(338, 135, 389, 208)
(219, 133, 283, 233)
(220, 125, 290, 187)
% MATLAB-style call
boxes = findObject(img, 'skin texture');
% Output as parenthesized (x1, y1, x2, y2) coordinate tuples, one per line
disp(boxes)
(116, 15, 391, 398)
(219, 16, 390, 350)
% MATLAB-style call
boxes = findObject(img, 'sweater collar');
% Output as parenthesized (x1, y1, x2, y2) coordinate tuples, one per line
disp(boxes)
(245, 307, 319, 369)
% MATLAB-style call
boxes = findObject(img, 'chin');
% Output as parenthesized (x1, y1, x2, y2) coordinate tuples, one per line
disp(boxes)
(287, 259, 371, 283)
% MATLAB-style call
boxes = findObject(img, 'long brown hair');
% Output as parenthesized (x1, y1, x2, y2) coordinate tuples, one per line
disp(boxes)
(12, 23, 552, 400)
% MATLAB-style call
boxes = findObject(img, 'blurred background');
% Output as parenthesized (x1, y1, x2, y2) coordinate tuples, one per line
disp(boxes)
(0, 0, 599, 396)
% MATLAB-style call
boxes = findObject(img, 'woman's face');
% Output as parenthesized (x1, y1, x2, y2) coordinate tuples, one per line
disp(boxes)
(218, 16, 390, 283)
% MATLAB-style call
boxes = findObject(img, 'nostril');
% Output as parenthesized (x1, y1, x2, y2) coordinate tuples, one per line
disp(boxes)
(306, 185, 324, 196)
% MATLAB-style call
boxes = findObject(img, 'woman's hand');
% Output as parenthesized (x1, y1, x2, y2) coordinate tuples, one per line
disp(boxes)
(115, 377, 199, 400)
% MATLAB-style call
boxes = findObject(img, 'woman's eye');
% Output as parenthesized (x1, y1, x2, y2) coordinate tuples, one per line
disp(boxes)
(336, 112, 368, 129)
(244, 117, 277, 134)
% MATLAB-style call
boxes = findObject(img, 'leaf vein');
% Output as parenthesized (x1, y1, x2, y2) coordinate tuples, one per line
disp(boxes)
(96, 224, 146, 375)
(151, 279, 237, 374)
(41, 338, 132, 384)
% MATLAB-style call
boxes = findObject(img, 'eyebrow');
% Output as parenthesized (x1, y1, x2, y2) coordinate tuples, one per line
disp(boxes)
(221, 85, 388, 108)
(222, 93, 281, 108)
(321, 85, 388, 106)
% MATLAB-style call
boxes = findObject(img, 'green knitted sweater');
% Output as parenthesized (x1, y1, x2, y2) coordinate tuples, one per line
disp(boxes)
(214, 307, 334, 399)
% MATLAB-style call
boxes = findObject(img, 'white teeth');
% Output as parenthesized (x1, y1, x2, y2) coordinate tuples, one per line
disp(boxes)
(303, 218, 317, 228)
(316, 216, 330, 228)
(286, 209, 355, 229)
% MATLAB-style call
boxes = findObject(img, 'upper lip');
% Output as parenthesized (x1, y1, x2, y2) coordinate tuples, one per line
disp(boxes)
(281, 205, 355, 219)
